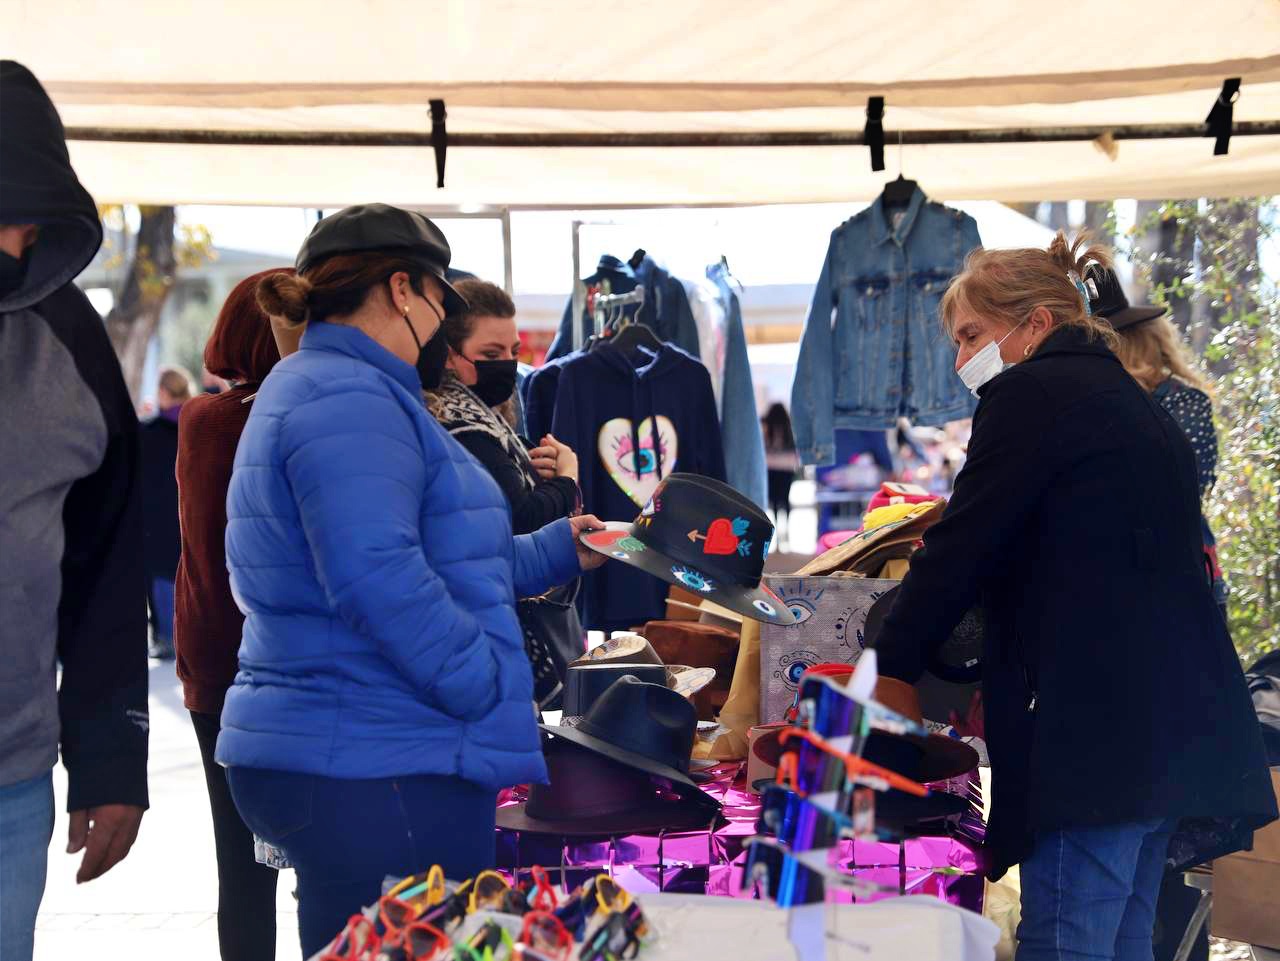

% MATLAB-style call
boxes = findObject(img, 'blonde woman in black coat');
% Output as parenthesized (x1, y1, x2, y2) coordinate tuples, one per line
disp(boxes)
(874, 234, 1275, 961)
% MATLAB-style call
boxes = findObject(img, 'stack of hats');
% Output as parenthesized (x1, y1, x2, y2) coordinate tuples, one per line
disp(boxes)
(560, 634, 716, 727)
(497, 675, 722, 837)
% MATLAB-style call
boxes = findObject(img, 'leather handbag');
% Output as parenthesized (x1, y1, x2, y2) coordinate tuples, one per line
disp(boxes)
(517, 579, 583, 710)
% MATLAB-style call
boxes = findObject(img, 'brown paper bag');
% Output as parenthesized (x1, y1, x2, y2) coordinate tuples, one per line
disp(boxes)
(693, 617, 760, 760)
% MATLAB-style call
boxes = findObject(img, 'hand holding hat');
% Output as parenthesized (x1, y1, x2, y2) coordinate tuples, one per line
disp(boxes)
(570, 515, 608, 571)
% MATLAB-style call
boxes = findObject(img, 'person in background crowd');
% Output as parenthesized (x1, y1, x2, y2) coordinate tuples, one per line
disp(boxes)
(761, 403, 798, 549)
(217, 205, 605, 957)
(873, 233, 1275, 961)
(1090, 268, 1224, 961)
(201, 367, 229, 394)
(426, 278, 581, 535)
(139, 365, 195, 660)
(0, 60, 149, 961)
(174, 270, 292, 961)
(1091, 267, 1228, 620)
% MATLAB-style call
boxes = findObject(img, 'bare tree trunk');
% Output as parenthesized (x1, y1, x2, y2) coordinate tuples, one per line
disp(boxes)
(1083, 201, 1114, 247)
(104, 206, 177, 403)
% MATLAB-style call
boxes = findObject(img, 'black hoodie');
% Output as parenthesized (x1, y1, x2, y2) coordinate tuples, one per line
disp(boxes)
(542, 340, 726, 631)
(0, 61, 149, 811)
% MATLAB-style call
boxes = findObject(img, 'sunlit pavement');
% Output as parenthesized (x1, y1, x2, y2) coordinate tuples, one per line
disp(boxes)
(35, 660, 300, 961)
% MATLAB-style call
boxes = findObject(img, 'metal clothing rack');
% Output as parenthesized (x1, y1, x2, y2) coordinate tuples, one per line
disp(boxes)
(592, 284, 646, 340)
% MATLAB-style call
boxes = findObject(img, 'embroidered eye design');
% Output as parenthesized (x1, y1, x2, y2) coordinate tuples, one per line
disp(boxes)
(785, 598, 816, 626)
(611, 550, 631, 560)
(613, 434, 668, 481)
(671, 565, 715, 593)
(753, 599, 777, 617)
(785, 660, 812, 684)
(776, 583, 824, 625)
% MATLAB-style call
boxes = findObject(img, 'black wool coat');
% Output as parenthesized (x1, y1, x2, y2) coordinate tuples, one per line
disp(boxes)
(139, 414, 181, 579)
(875, 324, 1276, 879)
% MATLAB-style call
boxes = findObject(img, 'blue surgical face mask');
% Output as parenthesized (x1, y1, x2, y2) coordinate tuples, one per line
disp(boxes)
(957, 321, 1024, 397)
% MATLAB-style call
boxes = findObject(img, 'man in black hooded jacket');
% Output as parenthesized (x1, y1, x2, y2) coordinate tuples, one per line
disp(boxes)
(0, 60, 149, 961)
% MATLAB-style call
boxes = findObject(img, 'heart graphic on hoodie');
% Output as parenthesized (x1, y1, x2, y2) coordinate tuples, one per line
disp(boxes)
(598, 416, 678, 507)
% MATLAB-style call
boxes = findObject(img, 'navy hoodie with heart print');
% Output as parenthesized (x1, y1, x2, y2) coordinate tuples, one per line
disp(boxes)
(544, 340, 726, 632)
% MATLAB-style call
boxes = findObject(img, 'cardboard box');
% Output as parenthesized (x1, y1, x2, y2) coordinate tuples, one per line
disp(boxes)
(1211, 769, 1280, 949)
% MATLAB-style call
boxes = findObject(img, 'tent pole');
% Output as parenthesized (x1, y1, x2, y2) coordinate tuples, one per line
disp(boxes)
(500, 207, 514, 296)
(64, 121, 1280, 148)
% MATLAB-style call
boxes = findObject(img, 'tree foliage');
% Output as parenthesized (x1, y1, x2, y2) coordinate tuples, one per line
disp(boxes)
(1124, 199, 1279, 664)
(97, 204, 214, 402)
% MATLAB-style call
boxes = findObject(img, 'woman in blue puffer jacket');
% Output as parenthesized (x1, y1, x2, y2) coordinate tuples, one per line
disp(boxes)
(215, 205, 604, 956)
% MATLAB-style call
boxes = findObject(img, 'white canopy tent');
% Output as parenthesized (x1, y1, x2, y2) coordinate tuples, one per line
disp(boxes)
(7, 0, 1280, 206)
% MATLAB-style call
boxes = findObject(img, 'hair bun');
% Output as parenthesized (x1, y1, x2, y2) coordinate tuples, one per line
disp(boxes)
(256, 272, 312, 327)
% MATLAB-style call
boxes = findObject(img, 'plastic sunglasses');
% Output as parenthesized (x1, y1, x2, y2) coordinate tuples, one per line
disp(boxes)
(578, 902, 646, 961)
(776, 726, 930, 799)
(383, 920, 452, 961)
(742, 837, 890, 908)
(797, 672, 933, 740)
(467, 871, 512, 914)
(378, 896, 425, 939)
(518, 911, 573, 961)
(758, 783, 869, 851)
(586, 875, 632, 921)
(390, 865, 446, 909)
(524, 865, 557, 912)
(320, 913, 380, 961)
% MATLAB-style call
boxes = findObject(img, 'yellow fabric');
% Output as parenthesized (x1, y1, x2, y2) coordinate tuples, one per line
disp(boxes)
(863, 502, 930, 530)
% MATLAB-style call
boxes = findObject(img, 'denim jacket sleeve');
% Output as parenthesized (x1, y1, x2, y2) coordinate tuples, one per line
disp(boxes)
(791, 235, 838, 466)
(544, 298, 577, 363)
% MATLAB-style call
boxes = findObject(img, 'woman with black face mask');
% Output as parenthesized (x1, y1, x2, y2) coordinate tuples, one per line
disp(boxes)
(426, 279, 582, 535)
(218, 207, 605, 956)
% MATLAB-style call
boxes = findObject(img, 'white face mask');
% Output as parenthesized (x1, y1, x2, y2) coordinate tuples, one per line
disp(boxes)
(956, 321, 1024, 397)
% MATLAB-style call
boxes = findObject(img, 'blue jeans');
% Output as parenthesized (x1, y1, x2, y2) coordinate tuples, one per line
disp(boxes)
(227, 767, 497, 960)
(1017, 818, 1177, 961)
(0, 772, 55, 961)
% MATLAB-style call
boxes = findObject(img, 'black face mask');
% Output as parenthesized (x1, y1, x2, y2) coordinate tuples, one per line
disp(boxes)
(468, 358, 519, 407)
(403, 302, 449, 390)
(0, 250, 28, 298)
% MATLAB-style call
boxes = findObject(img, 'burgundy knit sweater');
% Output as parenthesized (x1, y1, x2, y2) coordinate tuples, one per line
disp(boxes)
(174, 387, 255, 714)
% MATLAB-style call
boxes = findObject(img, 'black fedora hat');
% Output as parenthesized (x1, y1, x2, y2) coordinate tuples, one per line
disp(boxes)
(496, 737, 718, 837)
(542, 675, 721, 815)
(859, 734, 973, 831)
(1085, 264, 1166, 330)
(561, 662, 669, 724)
(295, 204, 469, 316)
(581, 473, 796, 626)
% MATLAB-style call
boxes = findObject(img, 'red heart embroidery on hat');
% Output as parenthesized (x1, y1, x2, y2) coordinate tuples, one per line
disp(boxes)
(703, 518, 740, 555)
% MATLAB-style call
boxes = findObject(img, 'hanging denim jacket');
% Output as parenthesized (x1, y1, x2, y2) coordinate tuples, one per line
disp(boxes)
(791, 188, 981, 465)
(707, 262, 768, 510)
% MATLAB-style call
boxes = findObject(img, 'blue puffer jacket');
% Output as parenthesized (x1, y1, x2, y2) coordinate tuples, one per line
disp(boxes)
(215, 321, 580, 789)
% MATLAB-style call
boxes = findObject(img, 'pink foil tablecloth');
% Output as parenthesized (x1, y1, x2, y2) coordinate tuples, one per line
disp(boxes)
(495, 765, 987, 913)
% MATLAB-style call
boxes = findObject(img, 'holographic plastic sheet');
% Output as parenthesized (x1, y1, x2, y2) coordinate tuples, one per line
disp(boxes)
(495, 765, 986, 913)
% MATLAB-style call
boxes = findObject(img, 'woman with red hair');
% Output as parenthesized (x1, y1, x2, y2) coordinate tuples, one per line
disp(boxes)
(174, 268, 293, 961)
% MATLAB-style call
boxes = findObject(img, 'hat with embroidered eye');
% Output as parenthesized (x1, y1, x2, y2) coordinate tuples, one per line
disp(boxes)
(580, 473, 795, 626)
(1085, 264, 1167, 330)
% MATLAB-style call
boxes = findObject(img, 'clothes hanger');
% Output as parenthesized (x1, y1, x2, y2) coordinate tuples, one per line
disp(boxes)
(881, 130, 919, 210)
